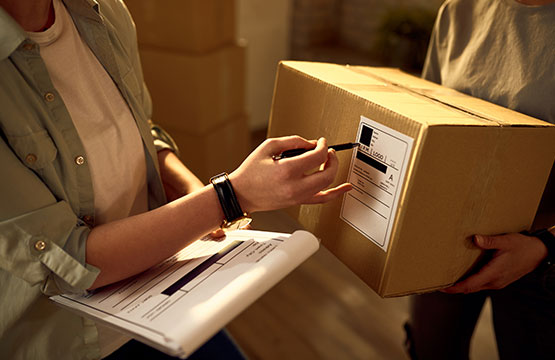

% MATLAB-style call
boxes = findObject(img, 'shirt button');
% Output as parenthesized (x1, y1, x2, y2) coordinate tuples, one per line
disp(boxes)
(75, 155, 85, 165)
(44, 92, 55, 102)
(82, 215, 94, 225)
(25, 153, 37, 164)
(34, 240, 47, 251)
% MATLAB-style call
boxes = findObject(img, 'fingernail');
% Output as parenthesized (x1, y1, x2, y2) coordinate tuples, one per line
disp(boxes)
(475, 235, 484, 246)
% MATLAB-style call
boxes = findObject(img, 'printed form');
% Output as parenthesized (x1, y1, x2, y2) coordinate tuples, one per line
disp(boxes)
(341, 116, 414, 251)
(51, 230, 319, 358)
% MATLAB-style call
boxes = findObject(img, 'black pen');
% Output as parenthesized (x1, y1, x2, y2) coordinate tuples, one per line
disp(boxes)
(272, 142, 360, 160)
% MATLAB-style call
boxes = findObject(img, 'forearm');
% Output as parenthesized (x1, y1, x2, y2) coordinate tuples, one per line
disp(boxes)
(86, 184, 223, 289)
(157, 149, 204, 201)
(86, 136, 352, 290)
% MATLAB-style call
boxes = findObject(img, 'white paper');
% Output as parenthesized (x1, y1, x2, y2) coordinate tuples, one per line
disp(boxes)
(51, 229, 319, 358)
(340, 116, 413, 252)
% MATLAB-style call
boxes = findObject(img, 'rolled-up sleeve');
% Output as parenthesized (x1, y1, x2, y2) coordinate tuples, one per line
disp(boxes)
(0, 202, 99, 295)
(150, 120, 180, 156)
(0, 138, 99, 296)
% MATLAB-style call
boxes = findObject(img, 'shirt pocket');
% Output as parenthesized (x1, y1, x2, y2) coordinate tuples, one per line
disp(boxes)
(6, 129, 58, 172)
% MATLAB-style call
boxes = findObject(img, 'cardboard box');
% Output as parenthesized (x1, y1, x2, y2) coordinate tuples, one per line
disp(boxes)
(165, 116, 250, 183)
(140, 43, 246, 134)
(268, 61, 555, 297)
(125, 0, 236, 53)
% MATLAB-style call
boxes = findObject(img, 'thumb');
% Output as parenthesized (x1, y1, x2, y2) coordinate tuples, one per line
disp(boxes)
(474, 234, 502, 250)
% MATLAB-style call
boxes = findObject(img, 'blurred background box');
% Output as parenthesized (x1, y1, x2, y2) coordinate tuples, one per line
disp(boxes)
(139, 43, 246, 134)
(129, 0, 249, 184)
(125, 0, 236, 53)
(164, 115, 250, 183)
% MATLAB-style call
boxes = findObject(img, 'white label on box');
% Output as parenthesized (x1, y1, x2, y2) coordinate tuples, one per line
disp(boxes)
(340, 116, 414, 252)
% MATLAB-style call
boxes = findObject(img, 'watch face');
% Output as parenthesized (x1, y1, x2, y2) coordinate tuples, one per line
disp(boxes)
(223, 217, 253, 231)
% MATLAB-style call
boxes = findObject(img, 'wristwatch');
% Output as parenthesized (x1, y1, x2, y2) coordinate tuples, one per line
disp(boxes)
(210, 172, 252, 230)
(529, 228, 555, 266)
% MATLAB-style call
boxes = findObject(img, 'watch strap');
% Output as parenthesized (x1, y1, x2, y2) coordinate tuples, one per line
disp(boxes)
(210, 172, 247, 225)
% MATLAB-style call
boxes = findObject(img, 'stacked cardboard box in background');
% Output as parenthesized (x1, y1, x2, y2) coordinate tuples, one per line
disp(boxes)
(125, 0, 249, 182)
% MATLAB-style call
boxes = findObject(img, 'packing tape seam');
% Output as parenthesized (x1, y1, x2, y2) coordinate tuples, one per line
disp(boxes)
(346, 67, 509, 126)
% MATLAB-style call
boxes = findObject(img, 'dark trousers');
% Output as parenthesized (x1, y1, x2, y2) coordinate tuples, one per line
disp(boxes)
(105, 329, 246, 360)
(405, 263, 555, 360)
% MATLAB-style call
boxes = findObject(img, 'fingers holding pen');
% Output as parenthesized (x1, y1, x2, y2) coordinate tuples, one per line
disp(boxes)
(273, 145, 348, 204)
(230, 135, 352, 213)
(259, 135, 316, 159)
(278, 137, 328, 170)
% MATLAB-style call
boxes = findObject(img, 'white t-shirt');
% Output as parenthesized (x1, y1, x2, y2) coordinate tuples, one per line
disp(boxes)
(27, 0, 149, 356)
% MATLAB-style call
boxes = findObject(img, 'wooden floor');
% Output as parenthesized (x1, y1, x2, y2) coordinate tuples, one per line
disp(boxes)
(227, 210, 499, 360)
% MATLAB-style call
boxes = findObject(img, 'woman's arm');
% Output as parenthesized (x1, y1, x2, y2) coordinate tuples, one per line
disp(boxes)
(86, 136, 352, 289)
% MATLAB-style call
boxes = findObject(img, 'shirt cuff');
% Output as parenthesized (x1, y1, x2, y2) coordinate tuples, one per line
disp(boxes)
(150, 122, 180, 157)
(0, 201, 100, 295)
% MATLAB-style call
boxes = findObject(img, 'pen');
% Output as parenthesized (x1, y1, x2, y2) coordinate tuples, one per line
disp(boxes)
(272, 142, 360, 160)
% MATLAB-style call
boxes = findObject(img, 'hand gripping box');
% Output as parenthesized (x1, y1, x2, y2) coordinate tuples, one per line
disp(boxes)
(267, 61, 555, 297)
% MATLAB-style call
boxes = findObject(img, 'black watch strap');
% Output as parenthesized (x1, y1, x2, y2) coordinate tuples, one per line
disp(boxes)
(529, 228, 555, 265)
(210, 172, 247, 226)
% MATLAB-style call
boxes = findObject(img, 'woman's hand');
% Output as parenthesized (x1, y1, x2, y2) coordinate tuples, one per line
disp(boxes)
(229, 136, 352, 213)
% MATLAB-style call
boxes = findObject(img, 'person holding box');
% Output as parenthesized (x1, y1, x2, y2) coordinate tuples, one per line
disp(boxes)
(0, 0, 352, 359)
(404, 0, 555, 359)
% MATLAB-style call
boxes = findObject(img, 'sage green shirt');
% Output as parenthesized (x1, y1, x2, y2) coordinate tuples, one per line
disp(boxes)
(0, 0, 174, 358)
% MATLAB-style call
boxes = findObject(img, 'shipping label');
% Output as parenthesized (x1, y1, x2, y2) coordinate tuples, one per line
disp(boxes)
(340, 116, 414, 252)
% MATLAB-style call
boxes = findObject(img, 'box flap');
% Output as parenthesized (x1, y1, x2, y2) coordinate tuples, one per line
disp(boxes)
(280, 62, 553, 129)
(352, 66, 551, 128)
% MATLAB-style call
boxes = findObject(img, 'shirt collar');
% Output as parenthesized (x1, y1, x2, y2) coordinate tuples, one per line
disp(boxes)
(0, 7, 26, 60)
(0, 0, 99, 61)
(62, 0, 100, 23)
